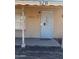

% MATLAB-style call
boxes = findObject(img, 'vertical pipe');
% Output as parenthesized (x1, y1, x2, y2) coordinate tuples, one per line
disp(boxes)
(21, 6, 25, 48)
(61, 39, 63, 48)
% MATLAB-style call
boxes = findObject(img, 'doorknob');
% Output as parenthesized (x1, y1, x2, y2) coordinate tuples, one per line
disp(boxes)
(43, 22, 46, 26)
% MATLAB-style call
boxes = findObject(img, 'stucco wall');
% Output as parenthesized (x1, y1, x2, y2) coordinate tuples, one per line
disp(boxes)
(15, 5, 63, 38)
(53, 6, 63, 38)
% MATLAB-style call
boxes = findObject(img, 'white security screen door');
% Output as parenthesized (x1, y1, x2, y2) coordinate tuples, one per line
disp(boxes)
(40, 11, 53, 38)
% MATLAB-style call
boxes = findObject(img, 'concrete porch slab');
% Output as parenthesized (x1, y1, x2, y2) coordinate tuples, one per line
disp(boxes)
(15, 38, 60, 47)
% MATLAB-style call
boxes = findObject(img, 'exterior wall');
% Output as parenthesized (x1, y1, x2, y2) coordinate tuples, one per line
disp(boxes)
(54, 6, 63, 38)
(15, 5, 63, 38)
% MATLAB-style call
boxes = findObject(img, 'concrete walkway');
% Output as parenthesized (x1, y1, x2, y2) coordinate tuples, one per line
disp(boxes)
(15, 38, 60, 47)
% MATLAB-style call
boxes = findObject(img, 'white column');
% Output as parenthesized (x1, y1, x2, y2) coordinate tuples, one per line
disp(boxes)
(21, 27, 25, 48)
(21, 6, 25, 48)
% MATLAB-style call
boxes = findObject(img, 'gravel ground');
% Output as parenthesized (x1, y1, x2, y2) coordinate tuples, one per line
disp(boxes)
(15, 46, 63, 59)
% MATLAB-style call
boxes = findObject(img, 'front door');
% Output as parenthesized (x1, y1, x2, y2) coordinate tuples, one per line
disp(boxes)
(40, 11, 53, 38)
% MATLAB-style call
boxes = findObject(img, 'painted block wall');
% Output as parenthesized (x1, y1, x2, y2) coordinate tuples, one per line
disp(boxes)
(15, 5, 63, 38)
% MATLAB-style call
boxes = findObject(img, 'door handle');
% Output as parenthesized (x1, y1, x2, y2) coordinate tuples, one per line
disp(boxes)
(43, 22, 46, 26)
